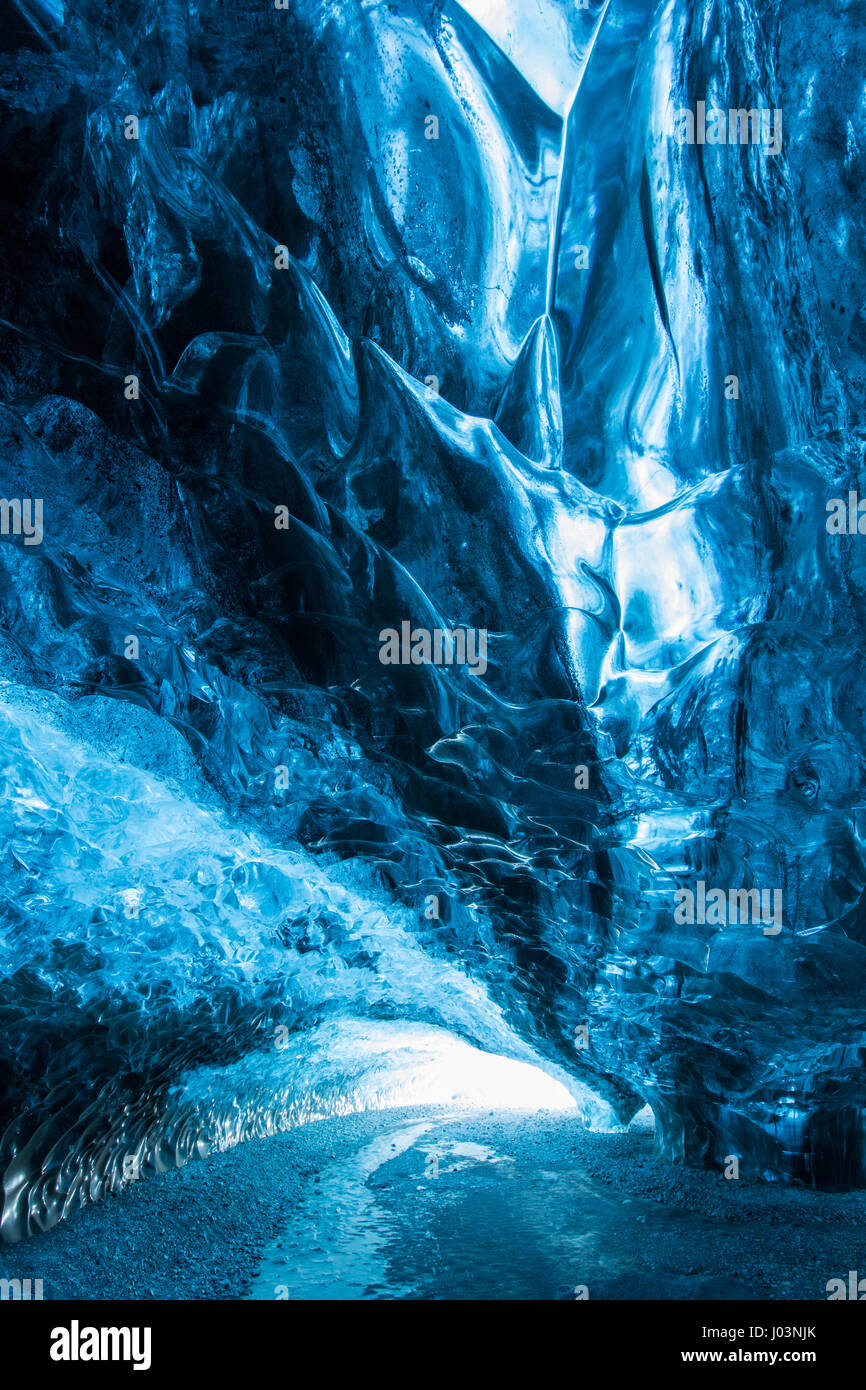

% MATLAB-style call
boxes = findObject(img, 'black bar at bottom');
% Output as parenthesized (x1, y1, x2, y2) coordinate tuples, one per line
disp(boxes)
(1, 1298, 856, 1377)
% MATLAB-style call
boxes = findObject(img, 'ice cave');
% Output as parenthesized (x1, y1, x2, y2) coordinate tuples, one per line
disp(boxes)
(1, 0, 866, 1310)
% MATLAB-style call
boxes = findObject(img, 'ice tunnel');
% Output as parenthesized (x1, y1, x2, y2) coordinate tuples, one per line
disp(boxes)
(1, 0, 866, 1254)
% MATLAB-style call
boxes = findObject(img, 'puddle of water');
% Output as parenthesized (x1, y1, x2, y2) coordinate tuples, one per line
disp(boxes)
(415, 1139, 512, 1179)
(247, 1121, 434, 1301)
(246, 1115, 748, 1301)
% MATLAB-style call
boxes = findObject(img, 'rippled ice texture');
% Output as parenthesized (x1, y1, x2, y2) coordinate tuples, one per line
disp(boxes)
(0, 0, 865, 1238)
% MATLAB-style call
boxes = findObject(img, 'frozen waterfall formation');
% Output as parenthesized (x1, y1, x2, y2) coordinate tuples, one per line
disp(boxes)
(1, 0, 865, 1240)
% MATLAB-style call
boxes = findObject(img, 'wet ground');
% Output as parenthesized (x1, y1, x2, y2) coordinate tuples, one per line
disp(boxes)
(4, 1107, 866, 1300)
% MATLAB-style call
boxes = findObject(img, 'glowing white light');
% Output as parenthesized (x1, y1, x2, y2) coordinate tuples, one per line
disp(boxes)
(361, 1026, 578, 1112)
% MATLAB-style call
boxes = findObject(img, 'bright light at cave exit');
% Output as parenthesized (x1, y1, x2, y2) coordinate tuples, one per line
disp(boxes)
(352, 1026, 579, 1112)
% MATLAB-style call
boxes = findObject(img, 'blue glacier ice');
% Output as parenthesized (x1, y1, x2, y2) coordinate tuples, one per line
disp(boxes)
(1, 0, 866, 1242)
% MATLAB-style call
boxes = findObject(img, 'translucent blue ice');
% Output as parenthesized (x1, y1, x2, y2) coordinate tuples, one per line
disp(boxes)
(1, 0, 865, 1237)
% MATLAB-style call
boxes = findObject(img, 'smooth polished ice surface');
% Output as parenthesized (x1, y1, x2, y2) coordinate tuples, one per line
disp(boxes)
(1, 0, 865, 1239)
